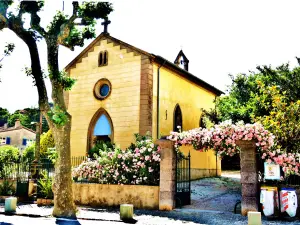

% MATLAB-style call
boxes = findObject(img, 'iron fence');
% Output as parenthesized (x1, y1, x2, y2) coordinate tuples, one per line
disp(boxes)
(0, 162, 31, 180)
(175, 152, 191, 207)
(71, 156, 87, 167)
(0, 156, 86, 181)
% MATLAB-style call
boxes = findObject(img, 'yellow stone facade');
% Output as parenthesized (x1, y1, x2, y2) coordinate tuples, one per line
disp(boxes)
(152, 64, 221, 179)
(66, 38, 142, 156)
(65, 33, 222, 178)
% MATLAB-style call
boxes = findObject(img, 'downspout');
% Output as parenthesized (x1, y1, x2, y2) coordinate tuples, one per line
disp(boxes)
(157, 59, 166, 140)
(214, 95, 218, 176)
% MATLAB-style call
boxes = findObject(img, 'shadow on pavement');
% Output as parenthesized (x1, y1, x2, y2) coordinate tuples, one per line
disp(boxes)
(55, 218, 81, 225)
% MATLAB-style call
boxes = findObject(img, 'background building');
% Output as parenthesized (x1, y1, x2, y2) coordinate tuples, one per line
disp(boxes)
(0, 119, 36, 151)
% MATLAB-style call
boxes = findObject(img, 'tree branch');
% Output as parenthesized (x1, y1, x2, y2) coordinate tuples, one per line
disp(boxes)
(0, 1, 10, 30)
(7, 16, 50, 112)
(30, 12, 46, 37)
(57, 1, 79, 47)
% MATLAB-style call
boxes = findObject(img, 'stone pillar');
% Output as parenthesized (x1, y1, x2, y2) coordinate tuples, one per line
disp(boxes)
(236, 140, 259, 216)
(156, 139, 176, 211)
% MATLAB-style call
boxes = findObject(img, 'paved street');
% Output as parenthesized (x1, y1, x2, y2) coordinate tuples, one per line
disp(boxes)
(0, 213, 205, 225)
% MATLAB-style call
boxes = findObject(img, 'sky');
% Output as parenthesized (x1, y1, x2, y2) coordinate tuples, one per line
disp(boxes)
(1, 0, 300, 113)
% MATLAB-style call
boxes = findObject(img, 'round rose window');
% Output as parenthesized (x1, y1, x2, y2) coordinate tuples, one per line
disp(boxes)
(94, 79, 111, 100)
(100, 84, 110, 97)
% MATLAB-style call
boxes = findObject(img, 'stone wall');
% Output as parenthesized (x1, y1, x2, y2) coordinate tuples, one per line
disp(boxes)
(190, 168, 220, 180)
(237, 140, 259, 216)
(157, 139, 176, 210)
(73, 183, 159, 209)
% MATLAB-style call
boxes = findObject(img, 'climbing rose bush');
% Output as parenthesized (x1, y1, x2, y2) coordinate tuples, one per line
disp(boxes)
(72, 138, 161, 185)
(168, 121, 275, 157)
(168, 120, 300, 176)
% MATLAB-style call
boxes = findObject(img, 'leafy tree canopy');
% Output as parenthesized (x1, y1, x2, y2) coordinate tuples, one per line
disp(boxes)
(215, 63, 300, 123)
(0, 107, 9, 127)
(4, 107, 49, 132)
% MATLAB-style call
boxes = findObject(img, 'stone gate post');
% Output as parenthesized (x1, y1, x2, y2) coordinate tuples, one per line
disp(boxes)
(236, 140, 259, 216)
(156, 139, 176, 211)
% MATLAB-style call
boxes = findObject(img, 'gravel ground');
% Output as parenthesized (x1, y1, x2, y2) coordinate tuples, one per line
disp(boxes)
(184, 173, 241, 212)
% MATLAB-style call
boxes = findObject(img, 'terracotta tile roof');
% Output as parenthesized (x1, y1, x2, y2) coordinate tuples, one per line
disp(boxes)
(0, 126, 36, 134)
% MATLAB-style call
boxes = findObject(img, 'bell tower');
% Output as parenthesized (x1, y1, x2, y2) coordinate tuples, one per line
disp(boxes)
(174, 50, 189, 71)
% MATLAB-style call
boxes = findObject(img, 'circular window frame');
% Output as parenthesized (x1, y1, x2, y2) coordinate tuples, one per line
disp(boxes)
(93, 78, 112, 100)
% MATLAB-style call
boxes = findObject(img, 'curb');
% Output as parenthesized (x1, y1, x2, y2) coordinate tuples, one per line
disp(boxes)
(0, 211, 124, 222)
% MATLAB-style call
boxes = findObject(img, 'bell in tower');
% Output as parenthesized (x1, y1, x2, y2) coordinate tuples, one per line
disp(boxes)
(174, 50, 189, 71)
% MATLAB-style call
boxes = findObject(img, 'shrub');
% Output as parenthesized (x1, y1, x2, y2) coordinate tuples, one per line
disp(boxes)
(88, 140, 114, 158)
(0, 145, 20, 164)
(22, 143, 35, 162)
(40, 130, 55, 157)
(37, 171, 53, 199)
(73, 135, 161, 185)
(0, 180, 15, 196)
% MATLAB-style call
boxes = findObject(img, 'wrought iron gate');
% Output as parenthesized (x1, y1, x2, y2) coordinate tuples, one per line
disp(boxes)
(175, 152, 191, 207)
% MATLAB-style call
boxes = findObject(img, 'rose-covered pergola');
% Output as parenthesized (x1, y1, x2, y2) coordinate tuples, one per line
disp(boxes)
(167, 121, 300, 215)
(168, 121, 300, 177)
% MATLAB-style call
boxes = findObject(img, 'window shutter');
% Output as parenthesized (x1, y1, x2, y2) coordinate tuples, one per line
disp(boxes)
(6, 137, 10, 145)
(22, 138, 27, 146)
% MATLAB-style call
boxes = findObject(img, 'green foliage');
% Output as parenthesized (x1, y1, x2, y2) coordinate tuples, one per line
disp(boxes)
(47, 106, 67, 126)
(46, 148, 57, 164)
(0, 145, 19, 163)
(255, 85, 300, 153)
(216, 63, 300, 124)
(56, 70, 76, 91)
(46, 11, 68, 35)
(20, 1, 44, 14)
(22, 143, 35, 162)
(79, 2, 113, 20)
(0, 107, 9, 127)
(38, 171, 53, 199)
(0, 180, 15, 196)
(3, 43, 14, 56)
(7, 107, 49, 133)
(0, 43, 14, 76)
(40, 130, 55, 157)
(88, 140, 114, 158)
(7, 112, 27, 127)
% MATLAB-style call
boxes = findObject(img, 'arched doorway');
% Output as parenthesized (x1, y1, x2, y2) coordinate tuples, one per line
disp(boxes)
(173, 104, 182, 132)
(87, 108, 114, 153)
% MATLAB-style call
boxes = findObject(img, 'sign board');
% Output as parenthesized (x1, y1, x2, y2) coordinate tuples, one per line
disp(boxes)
(264, 162, 281, 180)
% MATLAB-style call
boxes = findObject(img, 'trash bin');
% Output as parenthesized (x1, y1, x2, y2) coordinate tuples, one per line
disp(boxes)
(280, 188, 298, 217)
(260, 186, 279, 217)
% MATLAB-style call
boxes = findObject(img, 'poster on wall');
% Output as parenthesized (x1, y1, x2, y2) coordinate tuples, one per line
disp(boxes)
(264, 162, 281, 180)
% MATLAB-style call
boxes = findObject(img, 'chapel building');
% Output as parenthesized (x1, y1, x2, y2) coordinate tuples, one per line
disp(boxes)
(65, 28, 223, 179)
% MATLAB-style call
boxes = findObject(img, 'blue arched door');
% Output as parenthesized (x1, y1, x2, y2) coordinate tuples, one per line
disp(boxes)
(87, 109, 114, 151)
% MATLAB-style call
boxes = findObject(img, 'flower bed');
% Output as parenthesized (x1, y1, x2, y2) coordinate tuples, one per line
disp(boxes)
(72, 137, 161, 185)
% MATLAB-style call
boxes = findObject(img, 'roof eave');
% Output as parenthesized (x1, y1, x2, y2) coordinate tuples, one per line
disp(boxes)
(153, 55, 224, 96)
(64, 33, 154, 72)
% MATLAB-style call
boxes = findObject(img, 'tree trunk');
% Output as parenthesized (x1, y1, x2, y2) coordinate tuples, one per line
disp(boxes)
(51, 115, 76, 218)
